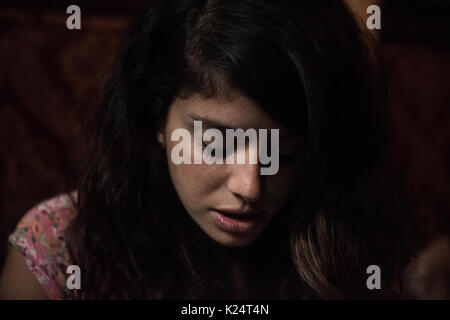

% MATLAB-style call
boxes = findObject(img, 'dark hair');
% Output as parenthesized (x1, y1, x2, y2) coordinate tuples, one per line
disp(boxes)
(69, 0, 415, 299)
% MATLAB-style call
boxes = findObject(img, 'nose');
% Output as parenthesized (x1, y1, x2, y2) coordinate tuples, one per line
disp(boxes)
(226, 162, 263, 203)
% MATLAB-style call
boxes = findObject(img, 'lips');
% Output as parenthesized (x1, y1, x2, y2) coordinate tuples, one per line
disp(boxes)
(214, 207, 264, 216)
(210, 208, 263, 234)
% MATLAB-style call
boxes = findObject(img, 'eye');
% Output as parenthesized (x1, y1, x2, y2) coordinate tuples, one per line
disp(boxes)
(202, 140, 229, 158)
(279, 149, 302, 163)
(279, 139, 305, 163)
(202, 140, 216, 157)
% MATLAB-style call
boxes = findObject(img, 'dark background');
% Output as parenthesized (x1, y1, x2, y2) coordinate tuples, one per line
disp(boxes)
(1, 0, 449, 274)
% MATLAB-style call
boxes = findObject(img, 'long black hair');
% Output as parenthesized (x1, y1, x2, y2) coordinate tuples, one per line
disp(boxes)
(68, 0, 415, 299)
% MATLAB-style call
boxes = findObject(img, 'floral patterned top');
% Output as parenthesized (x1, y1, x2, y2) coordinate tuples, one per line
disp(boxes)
(8, 192, 78, 300)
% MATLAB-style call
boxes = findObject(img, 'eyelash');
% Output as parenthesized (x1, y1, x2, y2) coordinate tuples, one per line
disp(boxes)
(202, 141, 226, 158)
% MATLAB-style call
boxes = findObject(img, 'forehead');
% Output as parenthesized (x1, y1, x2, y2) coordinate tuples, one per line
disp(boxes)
(171, 93, 288, 132)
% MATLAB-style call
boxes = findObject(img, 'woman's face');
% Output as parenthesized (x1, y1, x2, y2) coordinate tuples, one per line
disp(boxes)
(160, 92, 302, 247)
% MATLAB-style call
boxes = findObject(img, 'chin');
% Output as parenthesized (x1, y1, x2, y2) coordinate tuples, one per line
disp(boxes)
(212, 232, 260, 248)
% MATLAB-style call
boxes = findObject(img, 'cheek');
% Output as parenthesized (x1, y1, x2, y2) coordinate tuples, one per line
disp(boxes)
(167, 160, 224, 211)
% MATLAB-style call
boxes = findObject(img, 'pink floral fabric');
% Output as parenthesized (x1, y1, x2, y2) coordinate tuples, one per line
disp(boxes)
(8, 192, 78, 299)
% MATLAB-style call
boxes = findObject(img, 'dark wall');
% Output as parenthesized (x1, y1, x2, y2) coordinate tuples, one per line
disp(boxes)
(382, 0, 450, 241)
(0, 3, 134, 266)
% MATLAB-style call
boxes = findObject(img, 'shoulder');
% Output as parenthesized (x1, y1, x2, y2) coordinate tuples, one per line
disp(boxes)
(7, 191, 79, 299)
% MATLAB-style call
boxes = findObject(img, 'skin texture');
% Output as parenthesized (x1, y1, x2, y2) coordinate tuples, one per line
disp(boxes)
(0, 247, 48, 299)
(160, 93, 302, 247)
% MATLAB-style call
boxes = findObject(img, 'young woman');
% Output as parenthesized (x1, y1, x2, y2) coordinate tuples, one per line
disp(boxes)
(0, 0, 415, 299)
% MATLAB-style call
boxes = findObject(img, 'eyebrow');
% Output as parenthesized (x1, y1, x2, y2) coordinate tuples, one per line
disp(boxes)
(186, 113, 300, 139)
(187, 113, 232, 131)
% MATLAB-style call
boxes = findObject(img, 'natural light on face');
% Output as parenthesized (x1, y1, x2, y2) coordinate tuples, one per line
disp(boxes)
(160, 92, 303, 247)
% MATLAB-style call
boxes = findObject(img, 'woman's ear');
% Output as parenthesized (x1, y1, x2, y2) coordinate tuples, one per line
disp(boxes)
(156, 115, 166, 147)
(157, 131, 165, 147)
